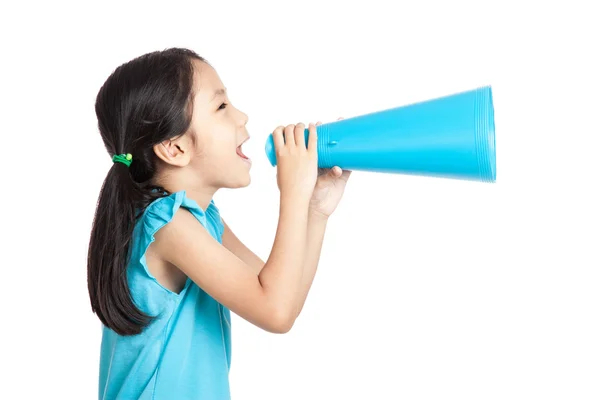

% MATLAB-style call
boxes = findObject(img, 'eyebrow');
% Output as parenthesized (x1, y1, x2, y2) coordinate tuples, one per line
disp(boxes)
(211, 88, 227, 102)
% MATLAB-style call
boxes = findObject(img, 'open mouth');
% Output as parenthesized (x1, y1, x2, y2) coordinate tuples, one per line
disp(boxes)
(236, 138, 250, 161)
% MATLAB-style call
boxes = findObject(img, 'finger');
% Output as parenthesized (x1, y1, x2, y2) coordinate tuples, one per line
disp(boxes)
(272, 126, 285, 149)
(294, 123, 306, 149)
(337, 117, 344, 120)
(330, 166, 342, 177)
(284, 124, 296, 147)
(315, 121, 323, 126)
(307, 122, 318, 154)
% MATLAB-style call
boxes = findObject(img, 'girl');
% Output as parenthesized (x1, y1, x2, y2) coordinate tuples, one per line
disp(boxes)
(87, 47, 351, 399)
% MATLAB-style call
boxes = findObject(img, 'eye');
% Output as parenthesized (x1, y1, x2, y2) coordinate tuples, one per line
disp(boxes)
(218, 102, 228, 110)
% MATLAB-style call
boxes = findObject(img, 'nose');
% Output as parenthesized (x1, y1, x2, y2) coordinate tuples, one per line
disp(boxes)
(236, 107, 248, 127)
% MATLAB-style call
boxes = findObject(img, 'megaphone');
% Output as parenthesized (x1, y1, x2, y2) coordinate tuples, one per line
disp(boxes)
(264, 86, 496, 182)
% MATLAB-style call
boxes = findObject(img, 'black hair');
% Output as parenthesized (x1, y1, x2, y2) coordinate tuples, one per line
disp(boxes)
(87, 48, 205, 335)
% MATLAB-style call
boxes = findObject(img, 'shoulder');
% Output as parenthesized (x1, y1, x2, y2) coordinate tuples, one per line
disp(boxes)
(143, 192, 223, 257)
(139, 191, 222, 236)
(131, 191, 224, 294)
(140, 191, 187, 232)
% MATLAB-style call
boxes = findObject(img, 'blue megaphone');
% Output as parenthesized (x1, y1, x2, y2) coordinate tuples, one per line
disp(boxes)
(264, 86, 496, 182)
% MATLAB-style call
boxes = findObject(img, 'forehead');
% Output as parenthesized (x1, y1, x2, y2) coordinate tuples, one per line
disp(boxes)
(192, 60, 224, 101)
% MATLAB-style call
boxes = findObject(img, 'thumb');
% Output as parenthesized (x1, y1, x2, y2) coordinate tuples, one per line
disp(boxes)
(329, 166, 343, 178)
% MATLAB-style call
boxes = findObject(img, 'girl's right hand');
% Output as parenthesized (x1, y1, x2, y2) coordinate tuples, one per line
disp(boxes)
(272, 123, 318, 201)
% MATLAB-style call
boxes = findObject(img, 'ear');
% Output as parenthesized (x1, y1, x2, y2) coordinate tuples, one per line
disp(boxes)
(153, 136, 191, 167)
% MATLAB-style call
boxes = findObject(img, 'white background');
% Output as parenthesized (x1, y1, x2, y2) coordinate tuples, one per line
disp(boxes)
(1, 1, 599, 399)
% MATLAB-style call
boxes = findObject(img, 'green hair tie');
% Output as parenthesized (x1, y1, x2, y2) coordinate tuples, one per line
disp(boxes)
(112, 153, 133, 167)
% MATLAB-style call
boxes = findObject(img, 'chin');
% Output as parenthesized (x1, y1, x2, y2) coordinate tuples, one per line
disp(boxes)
(241, 174, 251, 187)
(227, 173, 251, 189)
(235, 179, 251, 188)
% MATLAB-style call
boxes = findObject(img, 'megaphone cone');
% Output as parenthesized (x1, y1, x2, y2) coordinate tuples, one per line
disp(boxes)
(265, 86, 496, 182)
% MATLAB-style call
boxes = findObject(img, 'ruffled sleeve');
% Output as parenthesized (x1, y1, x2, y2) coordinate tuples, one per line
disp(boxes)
(128, 191, 210, 304)
(129, 191, 224, 298)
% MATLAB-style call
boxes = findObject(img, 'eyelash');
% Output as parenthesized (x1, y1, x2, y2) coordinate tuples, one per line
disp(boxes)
(218, 102, 228, 110)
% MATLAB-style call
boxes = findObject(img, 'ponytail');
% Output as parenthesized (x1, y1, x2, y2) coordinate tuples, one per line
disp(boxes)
(87, 162, 162, 335)
(88, 47, 204, 335)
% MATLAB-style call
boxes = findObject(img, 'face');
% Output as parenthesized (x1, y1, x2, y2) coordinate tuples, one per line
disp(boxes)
(179, 60, 251, 189)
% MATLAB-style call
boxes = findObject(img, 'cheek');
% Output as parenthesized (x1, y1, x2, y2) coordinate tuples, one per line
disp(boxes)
(191, 135, 207, 157)
(193, 119, 237, 161)
(201, 134, 235, 163)
(213, 129, 236, 153)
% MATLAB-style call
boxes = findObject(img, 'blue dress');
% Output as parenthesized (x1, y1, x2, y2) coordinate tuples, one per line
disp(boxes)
(98, 191, 232, 399)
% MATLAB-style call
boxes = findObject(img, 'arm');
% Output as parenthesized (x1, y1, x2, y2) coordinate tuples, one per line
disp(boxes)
(221, 219, 265, 275)
(154, 194, 309, 334)
(222, 211, 330, 318)
(294, 210, 328, 317)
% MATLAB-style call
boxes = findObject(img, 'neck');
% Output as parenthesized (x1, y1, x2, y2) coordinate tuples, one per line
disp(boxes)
(154, 171, 218, 212)
(181, 187, 218, 211)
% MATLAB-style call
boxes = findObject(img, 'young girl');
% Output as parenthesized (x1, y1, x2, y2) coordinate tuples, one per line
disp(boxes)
(87, 47, 351, 399)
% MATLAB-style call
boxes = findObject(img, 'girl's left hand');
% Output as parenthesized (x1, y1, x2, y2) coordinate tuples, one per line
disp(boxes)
(308, 119, 352, 218)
